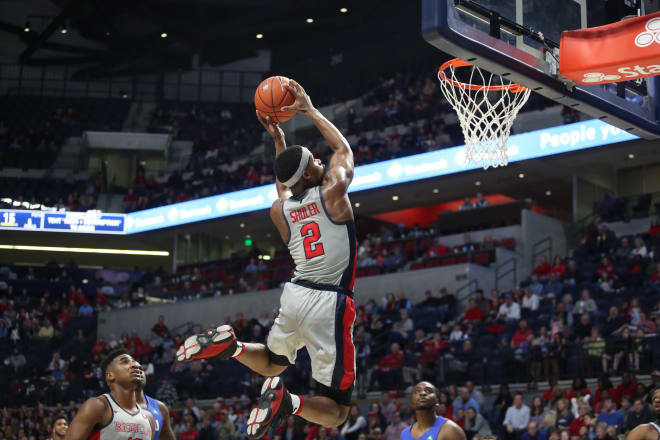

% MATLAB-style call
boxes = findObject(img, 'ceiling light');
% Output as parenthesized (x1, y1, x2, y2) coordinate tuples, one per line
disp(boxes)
(354, 202, 360, 207)
(60, 25, 68, 34)
(545, 190, 552, 196)
(628, 153, 635, 159)
(518, 173, 525, 179)
(475, 181, 481, 186)
(239, 223, 245, 228)
(340, 7, 348, 13)
(392, 195, 399, 201)
(24, 21, 30, 32)
(306, 18, 314, 23)
(433, 188, 439, 194)
(0, 244, 168, 256)
(160, 32, 168, 38)
(256, 33, 263, 39)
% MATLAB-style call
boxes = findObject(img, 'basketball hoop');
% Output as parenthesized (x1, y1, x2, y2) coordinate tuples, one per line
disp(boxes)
(438, 58, 531, 169)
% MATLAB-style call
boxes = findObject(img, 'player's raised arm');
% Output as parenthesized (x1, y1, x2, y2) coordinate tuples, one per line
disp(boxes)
(282, 80, 354, 196)
(256, 110, 292, 200)
(64, 397, 108, 440)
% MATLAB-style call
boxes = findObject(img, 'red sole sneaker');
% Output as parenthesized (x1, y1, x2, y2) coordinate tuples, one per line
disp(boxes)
(176, 325, 237, 362)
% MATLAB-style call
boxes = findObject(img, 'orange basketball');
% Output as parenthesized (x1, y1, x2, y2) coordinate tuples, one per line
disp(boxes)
(254, 75, 297, 123)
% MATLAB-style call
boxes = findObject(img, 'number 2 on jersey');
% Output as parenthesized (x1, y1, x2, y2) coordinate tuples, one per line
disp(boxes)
(301, 221, 325, 259)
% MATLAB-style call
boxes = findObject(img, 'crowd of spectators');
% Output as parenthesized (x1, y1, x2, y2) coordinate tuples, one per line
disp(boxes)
(2, 219, 660, 440)
(0, 172, 102, 212)
(122, 104, 263, 212)
(122, 64, 566, 213)
(595, 193, 658, 223)
(145, 222, 511, 301)
(0, 107, 76, 171)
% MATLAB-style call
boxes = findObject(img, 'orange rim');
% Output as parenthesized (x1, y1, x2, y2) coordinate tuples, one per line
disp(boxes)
(438, 58, 528, 93)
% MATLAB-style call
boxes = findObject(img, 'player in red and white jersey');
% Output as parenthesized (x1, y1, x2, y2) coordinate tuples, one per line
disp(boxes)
(65, 349, 155, 440)
(178, 79, 356, 439)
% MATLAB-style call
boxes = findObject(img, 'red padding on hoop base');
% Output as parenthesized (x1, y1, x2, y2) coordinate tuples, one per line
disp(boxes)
(559, 11, 660, 85)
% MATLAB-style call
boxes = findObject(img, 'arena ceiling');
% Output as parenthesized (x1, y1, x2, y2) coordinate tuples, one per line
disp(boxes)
(0, 0, 412, 80)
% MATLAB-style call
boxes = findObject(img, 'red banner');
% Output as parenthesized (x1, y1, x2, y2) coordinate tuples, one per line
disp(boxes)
(560, 11, 660, 85)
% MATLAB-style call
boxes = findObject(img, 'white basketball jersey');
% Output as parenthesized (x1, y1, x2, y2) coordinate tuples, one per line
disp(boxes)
(650, 423, 660, 440)
(282, 186, 357, 290)
(89, 394, 153, 440)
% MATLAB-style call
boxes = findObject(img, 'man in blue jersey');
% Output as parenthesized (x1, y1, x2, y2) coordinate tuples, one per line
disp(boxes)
(136, 367, 175, 440)
(401, 382, 465, 440)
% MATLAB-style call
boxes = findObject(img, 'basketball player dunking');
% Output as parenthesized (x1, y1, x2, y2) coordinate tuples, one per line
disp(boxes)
(65, 349, 155, 440)
(401, 382, 466, 440)
(135, 367, 175, 440)
(177, 79, 357, 439)
(627, 388, 660, 440)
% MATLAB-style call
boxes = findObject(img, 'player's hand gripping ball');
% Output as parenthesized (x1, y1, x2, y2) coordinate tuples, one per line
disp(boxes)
(254, 75, 297, 123)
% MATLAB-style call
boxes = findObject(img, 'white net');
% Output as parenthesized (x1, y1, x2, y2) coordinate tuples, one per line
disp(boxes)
(438, 60, 531, 169)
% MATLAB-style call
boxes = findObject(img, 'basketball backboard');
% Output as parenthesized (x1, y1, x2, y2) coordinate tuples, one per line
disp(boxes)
(422, 0, 660, 138)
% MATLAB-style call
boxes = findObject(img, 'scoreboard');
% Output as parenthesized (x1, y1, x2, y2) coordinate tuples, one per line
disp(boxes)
(0, 210, 125, 234)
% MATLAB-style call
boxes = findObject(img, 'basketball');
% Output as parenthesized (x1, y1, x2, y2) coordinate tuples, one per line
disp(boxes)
(254, 75, 297, 123)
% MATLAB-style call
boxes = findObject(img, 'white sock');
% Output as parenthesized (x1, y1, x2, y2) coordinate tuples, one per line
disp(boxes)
(231, 341, 245, 358)
(290, 394, 303, 415)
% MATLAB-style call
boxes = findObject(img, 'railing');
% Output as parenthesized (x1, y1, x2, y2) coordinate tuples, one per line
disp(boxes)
(495, 257, 517, 291)
(531, 236, 552, 267)
(456, 279, 479, 301)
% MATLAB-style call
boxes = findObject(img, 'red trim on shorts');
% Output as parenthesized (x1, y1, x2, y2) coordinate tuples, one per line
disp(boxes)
(339, 296, 356, 390)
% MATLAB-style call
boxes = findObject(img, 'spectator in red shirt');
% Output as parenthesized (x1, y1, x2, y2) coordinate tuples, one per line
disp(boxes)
(567, 377, 591, 399)
(427, 241, 448, 258)
(180, 421, 199, 440)
(650, 263, 660, 282)
(372, 342, 405, 390)
(91, 337, 107, 355)
(511, 320, 533, 348)
(532, 255, 552, 278)
(542, 379, 567, 403)
(569, 404, 591, 438)
(550, 256, 566, 276)
(152, 315, 169, 337)
(614, 372, 637, 404)
(123, 188, 139, 211)
(596, 256, 617, 280)
(463, 298, 484, 322)
(649, 217, 660, 237)
(593, 376, 616, 408)
(56, 308, 71, 327)
(416, 341, 439, 381)
(245, 165, 260, 187)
